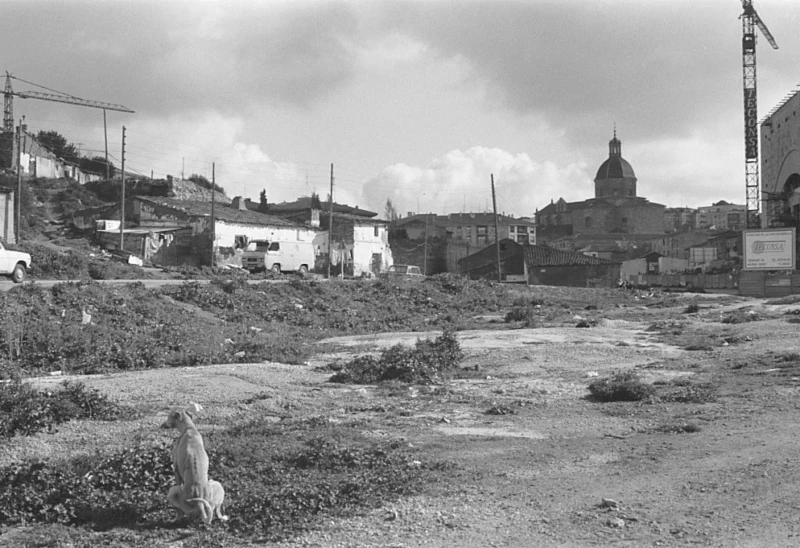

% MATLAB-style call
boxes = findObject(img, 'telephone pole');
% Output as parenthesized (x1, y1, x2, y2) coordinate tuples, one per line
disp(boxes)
(491, 174, 501, 283)
(328, 163, 334, 279)
(119, 126, 126, 250)
(210, 162, 216, 268)
(103, 109, 109, 179)
(15, 119, 21, 243)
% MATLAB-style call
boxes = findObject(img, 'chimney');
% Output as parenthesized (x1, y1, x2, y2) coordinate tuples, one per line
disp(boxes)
(232, 196, 247, 210)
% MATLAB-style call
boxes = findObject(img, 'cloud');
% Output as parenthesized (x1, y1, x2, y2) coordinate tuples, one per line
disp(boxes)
(360, 146, 589, 218)
(379, 2, 742, 147)
(1, 2, 363, 118)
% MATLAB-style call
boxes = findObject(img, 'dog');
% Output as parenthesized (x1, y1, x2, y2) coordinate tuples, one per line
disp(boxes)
(167, 479, 228, 523)
(161, 408, 220, 524)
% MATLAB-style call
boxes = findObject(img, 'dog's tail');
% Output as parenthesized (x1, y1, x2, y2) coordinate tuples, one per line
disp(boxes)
(187, 497, 214, 524)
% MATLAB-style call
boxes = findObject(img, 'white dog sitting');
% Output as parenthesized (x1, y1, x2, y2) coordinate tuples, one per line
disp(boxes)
(161, 407, 228, 524)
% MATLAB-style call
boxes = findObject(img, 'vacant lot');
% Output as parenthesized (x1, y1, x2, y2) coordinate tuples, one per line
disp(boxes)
(2, 280, 800, 547)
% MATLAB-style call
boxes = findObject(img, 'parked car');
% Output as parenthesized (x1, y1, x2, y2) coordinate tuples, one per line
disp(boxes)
(241, 239, 314, 274)
(380, 264, 425, 282)
(0, 241, 31, 283)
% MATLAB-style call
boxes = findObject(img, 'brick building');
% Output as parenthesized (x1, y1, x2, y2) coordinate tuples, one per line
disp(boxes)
(536, 131, 666, 243)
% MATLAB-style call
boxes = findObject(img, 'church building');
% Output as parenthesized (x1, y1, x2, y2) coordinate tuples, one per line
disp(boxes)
(535, 132, 666, 243)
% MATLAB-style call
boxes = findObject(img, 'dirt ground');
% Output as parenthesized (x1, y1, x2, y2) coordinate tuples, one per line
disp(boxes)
(5, 291, 800, 547)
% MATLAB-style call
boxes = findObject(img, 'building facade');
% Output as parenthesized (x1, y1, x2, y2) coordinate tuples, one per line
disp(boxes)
(695, 201, 746, 231)
(761, 89, 800, 228)
(536, 132, 666, 242)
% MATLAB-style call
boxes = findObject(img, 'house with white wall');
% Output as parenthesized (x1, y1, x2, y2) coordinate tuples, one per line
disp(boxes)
(93, 196, 318, 268)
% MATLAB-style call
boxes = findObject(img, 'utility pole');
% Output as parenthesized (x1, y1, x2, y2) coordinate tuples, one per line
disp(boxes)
(119, 126, 126, 251)
(491, 174, 501, 283)
(328, 163, 334, 279)
(15, 120, 21, 243)
(423, 214, 429, 275)
(103, 109, 109, 179)
(210, 162, 216, 268)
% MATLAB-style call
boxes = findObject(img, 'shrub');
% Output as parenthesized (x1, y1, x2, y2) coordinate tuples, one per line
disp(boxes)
(0, 421, 433, 542)
(329, 330, 463, 385)
(0, 380, 125, 437)
(587, 370, 655, 402)
(684, 303, 700, 314)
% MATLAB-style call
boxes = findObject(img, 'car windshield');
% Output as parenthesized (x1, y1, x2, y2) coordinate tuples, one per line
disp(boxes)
(391, 265, 408, 274)
(247, 241, 270, 252)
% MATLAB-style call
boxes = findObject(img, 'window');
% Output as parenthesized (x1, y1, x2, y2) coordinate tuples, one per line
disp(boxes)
(477, 226, 487, 235)
(374, 225, 379, 237)
(477, 234, 487, 244)
(268, 242, 280, 251)
(234, 235, 248, 249)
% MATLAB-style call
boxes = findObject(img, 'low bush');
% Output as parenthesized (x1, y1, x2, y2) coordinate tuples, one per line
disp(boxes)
(0, 380, 126, 437)
(329, 330, 463, 385)
(720, 310, 760, 324)
(0, 419, 434, 543)
(587, 370, 655, 402)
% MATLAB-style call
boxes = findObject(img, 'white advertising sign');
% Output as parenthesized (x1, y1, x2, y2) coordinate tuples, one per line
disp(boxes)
(743, 228, 796, 270)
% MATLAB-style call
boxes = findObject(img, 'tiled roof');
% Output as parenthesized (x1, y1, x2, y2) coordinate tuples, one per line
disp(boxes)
(445, 213, 535, 226)
(524, 245, 617, 266)
(269, 197, 377, 217)
(136, 197, 300, 227)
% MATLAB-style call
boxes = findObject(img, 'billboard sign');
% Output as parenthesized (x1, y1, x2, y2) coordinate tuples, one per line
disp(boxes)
(744, 88, 758, 159)
(743, 228, 796, 270)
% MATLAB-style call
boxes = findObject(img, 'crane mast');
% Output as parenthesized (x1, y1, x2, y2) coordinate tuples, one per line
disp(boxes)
(741, 0, 778, 229)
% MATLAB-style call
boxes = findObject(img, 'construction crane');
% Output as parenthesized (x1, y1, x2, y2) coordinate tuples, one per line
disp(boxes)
(3, 73, 134, 131)
(3, 73, 134, 179)
(741, 0, 778, 229)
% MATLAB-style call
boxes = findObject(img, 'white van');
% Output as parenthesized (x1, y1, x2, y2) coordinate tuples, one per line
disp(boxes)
(241, 240, 314, 274)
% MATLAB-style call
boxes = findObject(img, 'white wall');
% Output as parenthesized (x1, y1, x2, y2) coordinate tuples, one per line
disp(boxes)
(214, 220, 318, 266)
(353, 224, 393, 277)
(620, 257, 647, 279)
(659, 257, 689, 274)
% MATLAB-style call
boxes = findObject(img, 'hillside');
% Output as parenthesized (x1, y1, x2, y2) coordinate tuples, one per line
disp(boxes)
(1, 175, 231, 279)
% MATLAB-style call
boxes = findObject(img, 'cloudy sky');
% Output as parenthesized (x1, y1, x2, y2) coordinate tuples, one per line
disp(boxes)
(3, 0, 800, 218)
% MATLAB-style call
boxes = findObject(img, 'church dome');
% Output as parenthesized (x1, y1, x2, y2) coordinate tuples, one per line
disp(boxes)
(594, 131, 635, 181)
(595, 156, 636, 180)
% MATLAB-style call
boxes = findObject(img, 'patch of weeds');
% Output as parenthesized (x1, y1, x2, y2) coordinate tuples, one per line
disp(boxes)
(0, 380, 128, 437)
(720, 310, 760, 324)
(329, 330, 463, 385)
(645, 319, 687, 335)
(587, 370, 655, 402)
(655, 378, 717, 403)
(654, 421, 702, 434)
(0, 443, 173, 528)
(242, 392, 272, 404)
(0, 420, 436, 544)
(485, 402, 516, 415)
(684, 303, 700, 314)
